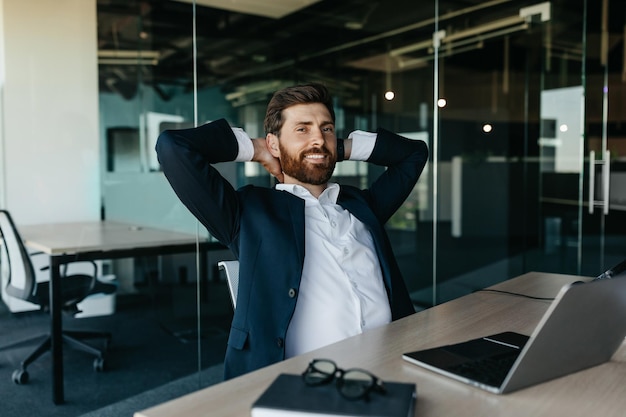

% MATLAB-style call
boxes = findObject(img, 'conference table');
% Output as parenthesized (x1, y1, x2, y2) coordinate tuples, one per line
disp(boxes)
(135, 272, 626, 417)
(19, 220, 225, 405)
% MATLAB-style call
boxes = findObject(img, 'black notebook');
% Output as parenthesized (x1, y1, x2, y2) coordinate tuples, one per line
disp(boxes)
(251, 373, 416, 417)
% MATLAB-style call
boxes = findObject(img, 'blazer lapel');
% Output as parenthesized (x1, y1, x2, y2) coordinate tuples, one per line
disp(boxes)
(337, 188, 378, 231)
(282, 191, 306, 265)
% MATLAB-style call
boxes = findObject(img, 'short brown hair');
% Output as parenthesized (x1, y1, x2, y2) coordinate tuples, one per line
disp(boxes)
(264, 83, 335, 135)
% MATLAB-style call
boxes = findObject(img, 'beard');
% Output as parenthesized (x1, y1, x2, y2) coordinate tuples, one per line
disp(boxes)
(279, 143, 336, 186)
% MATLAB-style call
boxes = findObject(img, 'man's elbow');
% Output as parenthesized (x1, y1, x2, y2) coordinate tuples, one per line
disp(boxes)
(155, 130, 172, 153)
(154, 130, 178, 170)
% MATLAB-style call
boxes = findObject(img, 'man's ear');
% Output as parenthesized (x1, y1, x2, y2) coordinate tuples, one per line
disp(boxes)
(266, 133, 280, 158)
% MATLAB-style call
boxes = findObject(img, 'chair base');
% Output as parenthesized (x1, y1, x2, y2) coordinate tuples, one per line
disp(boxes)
(0, 329, 111, 384)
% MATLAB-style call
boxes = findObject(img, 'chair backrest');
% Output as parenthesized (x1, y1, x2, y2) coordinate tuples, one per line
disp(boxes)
(0, 210, 37, 302)
(218, 260, 239, 308)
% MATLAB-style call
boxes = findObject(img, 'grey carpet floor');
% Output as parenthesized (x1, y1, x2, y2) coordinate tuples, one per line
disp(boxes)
(78, 362, 225, 417)
(0, 287, 231, 417)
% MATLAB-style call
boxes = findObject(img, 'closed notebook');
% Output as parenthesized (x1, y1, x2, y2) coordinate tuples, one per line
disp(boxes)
(251, 373, 416, 417)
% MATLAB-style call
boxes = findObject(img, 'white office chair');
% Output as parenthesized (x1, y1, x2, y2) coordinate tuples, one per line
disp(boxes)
(0, 209, 117, 384)
(217, 260, 239, 308)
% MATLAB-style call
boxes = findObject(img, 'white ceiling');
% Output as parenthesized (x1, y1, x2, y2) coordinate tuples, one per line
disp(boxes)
(174, 0, 321, 19)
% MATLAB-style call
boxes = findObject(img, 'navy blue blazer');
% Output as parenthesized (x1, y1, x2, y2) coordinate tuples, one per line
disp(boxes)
(156, 118, 428, 379)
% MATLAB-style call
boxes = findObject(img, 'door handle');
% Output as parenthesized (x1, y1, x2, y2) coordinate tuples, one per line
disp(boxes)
(589, 151, 595, 214)
(602, 150, 611, 215)
(589, 150, 611, 215)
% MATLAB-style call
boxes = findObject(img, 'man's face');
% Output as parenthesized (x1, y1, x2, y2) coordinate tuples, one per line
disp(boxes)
(270, 103, 337, 186)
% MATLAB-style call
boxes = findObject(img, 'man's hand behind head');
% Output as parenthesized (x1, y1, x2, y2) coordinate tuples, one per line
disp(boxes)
(252, 137, 284, 183)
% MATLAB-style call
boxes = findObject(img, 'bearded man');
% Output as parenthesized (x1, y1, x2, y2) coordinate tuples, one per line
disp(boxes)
(156, 83, 429, 379)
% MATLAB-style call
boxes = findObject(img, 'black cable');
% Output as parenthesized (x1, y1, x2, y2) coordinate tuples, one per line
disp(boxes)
(474, 288, 555, 301)
(593, 259, 626, 281)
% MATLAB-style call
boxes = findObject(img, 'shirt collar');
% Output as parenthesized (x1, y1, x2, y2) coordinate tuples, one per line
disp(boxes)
(276, 182, 340, 204)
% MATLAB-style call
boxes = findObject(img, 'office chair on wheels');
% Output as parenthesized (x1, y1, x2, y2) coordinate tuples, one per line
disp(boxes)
(0, 210, 117, 384)
(217, 260, 239, 308)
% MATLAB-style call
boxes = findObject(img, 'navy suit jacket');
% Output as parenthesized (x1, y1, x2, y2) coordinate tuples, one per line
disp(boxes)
(156, 118, 428, 379)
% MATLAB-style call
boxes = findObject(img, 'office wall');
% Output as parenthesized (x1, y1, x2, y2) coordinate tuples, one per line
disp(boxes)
(98, 86, 236, 233)
(0, 0, 99, 225)
(0, 0, 5, 210)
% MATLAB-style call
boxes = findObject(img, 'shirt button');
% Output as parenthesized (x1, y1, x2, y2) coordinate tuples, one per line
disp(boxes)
(276, 338, 284, 348)
(343, 247, 349, 255)
(288, 288, 297, 298)
(330, 220, 337, 228)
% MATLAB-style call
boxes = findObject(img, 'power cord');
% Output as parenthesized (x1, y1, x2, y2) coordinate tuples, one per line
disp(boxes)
(593, 259, 626, 281)
(474, 288, 555, 301)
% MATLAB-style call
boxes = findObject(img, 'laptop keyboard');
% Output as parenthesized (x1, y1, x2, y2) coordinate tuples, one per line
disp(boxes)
(448, 350, 520, 387)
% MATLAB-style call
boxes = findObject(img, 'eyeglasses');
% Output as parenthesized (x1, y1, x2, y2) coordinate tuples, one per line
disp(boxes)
(302, 358, 386, 401)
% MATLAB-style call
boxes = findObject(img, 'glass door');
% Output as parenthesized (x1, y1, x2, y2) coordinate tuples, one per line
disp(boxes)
(427, 0, 624, 305)
(580, 0, 626, 276)
(535, 0, 624, 278)
(535, 0, 587, 276)
(428, 0, 569, 304)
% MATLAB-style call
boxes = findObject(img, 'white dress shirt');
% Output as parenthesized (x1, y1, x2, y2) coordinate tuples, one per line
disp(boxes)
(232, 128, 391, 357)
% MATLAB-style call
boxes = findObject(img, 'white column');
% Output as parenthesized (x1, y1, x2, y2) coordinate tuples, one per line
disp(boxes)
(0, 0, 100, 224)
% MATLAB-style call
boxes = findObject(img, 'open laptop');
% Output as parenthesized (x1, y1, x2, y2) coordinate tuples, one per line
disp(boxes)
(402, 274, 626, 394)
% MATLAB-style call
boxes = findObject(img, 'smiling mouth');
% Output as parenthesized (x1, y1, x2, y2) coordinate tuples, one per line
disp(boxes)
(305, 154, 327, 160)
(303, 154, 329, 165)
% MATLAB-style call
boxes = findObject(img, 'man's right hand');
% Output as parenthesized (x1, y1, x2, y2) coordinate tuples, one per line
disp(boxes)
(251, 138, 284, 183)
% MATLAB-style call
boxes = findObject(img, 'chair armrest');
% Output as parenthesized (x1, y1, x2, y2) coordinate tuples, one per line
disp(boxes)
(39, 260, 99, 280)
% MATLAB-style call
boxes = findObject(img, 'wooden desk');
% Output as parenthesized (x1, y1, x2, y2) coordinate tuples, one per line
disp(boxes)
(135, 272, 626, 417)
(19, 220, 224, 405)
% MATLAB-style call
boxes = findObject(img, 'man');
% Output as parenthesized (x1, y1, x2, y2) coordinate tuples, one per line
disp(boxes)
(156, 83, 428, 379)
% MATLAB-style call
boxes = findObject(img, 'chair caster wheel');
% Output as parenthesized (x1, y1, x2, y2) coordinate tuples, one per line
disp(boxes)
(12, 369, 29, 384)
(93, 357, 106, 372)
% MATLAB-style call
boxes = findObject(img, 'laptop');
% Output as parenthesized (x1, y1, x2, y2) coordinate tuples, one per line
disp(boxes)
(402, 275, 626, 394)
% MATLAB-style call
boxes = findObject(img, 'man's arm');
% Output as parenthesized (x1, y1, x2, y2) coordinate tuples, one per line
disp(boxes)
(155, 119, 243, 246)
(362, 128, 429, 224)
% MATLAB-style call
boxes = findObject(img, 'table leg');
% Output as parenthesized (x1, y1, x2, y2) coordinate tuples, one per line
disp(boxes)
(50, 258, 64, 404)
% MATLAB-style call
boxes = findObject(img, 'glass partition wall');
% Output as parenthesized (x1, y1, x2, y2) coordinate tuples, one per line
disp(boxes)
(427, 0, 562, 305)
(425, 0, 626, 305)
(94, 0, 624, 411)
(97, 0, 232, 406)
(580, 0, 626, 276)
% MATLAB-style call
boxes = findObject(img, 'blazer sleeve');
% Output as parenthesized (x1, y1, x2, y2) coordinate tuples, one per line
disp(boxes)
(364, 128, 429, 224)
(155, 118, 241, 246)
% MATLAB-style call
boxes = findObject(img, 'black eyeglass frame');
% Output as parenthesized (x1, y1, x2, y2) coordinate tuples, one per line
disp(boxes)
(302, 358, 386, 401)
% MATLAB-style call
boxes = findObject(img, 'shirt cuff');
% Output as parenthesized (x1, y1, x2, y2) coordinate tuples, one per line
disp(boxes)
(231, 127, 254, 161)
(347, 130, 377, 161)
